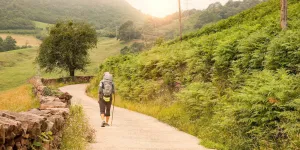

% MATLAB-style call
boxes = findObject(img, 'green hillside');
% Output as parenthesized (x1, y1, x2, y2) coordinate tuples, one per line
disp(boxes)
(0, 38, 130, 91)
(149, 0, 264, 40)
(88, 0, 300, 149)
(0, 0, 144, 30)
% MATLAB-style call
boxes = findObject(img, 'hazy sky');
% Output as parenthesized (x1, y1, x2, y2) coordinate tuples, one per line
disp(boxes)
(125, 0, 230, 17)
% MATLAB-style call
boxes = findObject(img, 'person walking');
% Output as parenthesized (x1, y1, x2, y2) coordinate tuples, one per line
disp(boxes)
(98, 72, 115, 127)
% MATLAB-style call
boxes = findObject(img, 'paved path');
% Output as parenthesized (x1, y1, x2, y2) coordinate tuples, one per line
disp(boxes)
(60, 84, 209, 150)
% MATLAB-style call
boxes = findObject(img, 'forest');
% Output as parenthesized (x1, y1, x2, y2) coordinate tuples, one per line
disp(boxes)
(0, 0, 144, 30)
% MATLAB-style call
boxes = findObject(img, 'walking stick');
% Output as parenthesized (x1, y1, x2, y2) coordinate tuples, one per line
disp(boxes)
(111, 94, 116, 126)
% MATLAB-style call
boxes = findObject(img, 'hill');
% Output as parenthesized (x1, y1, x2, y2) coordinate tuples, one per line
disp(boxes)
(144, 0, 264, 40)
(0, 0, 144, 30)
(88, 0, 300, 149)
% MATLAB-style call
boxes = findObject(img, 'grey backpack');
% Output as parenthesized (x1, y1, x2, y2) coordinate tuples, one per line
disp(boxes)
(102, 73, 113, 97)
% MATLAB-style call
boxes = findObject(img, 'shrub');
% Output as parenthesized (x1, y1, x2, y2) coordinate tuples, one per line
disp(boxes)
(229, 70, 300, 149)
(266, 30, 300, 73)
(235, 31, 271, 72)
(61, 105, 95, 150)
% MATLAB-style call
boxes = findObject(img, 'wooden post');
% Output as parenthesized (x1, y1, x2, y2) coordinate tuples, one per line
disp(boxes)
(280, 0, 288, 30)
(178, 0, 183, 41)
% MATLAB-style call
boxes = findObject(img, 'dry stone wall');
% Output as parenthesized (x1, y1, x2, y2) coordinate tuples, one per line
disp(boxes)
(0, 77, 72, 150)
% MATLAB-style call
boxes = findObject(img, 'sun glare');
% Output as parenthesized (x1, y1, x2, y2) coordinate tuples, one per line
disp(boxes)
(126, 0, 178, 18)
(146, 0, 178, 18)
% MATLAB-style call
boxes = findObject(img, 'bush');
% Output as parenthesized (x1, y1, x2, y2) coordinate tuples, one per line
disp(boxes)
(229, 70, 300, 149)
(120, 42, 145, 55)
(61, 105, 95, 150)
(266, 30, 300, 73)
(235, 31, 271, 72)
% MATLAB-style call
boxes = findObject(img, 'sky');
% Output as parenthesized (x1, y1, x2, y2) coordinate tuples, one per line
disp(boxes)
(125, 0, 230, 18)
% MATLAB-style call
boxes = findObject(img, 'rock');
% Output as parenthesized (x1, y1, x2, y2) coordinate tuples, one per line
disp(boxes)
(40, 97, 56, 104)
(0, 116, 22, 140)
(0, 112, 48, 138)
(6, 146, 13, 150)
(40, 102, 67, 110)
(21, 139, 29, 146)
(58, 92, 72, 101)
(48, 115, 65, 134)
(46, 108, 69, 119)
(28, 109, 51, 118)
(22, 134, 29, 139)
(15, 142, 21, 149)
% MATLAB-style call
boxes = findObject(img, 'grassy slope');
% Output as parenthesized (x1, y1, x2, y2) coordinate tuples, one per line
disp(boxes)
(0, 38, 128, 91)
(0, 84, 39, 112)
(88, 0, 300, 149)
(0, 48, 38, 91)
(0, 0, 144, 30)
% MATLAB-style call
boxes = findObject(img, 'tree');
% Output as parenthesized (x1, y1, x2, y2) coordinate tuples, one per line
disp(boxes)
(2, 36, 17, 51)
(36, 20, 97, 76)
(0, 37, 3, 51)
(117, 21, 141, 41)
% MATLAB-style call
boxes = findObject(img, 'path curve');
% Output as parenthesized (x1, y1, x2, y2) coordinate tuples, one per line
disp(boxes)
(60, 84, 209, 150)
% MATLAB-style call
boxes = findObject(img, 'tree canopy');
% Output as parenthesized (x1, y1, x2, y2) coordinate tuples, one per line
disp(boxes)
(36, 21, 97, 76)
(0, 36, 17, 52)
(117, 21, 141, 42)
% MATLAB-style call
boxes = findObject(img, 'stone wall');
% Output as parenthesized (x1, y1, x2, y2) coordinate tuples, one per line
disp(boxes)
(41, 76, 94, 86)
(0, 77, 72, 150)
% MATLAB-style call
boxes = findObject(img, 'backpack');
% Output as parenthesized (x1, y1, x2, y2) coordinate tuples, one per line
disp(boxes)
(102, 80, 113, 97)
(102, 73, 113, 98)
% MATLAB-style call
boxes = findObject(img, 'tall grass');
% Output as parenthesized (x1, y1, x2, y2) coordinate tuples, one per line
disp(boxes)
(61, 105, 95, 150)
(0, 84, 39, 112)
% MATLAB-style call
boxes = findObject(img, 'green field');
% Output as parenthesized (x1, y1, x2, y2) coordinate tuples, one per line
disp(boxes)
(33, 21, 52, 30)
(0, 37, 127, 91)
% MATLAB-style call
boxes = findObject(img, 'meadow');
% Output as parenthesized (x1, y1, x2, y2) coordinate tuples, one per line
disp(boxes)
(0, 84, 39, 112)
(0, 34, 41, 46)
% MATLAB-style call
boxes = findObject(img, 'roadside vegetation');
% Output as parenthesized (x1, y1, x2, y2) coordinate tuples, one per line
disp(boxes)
(88, 0, 300, 149)
(0, 84, 39, 112)
(61, 105, 95, 150)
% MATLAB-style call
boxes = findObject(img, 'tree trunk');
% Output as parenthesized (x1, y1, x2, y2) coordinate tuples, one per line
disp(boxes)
(280, 0, 288, 30)
(69, 69, 75, 77)
(178, 0, 183, 42)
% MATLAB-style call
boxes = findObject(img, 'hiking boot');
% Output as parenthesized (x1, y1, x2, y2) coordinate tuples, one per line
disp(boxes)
(101, 121, 105, 127)
(105, 123, 110, 126)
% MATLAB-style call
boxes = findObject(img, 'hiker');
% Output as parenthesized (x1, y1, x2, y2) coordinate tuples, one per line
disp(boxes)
(99, 72, 115, 127)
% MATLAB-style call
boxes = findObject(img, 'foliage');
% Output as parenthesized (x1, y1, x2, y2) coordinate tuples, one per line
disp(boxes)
(61, 105, 95, 150)
(0, 0, 144, 30)
(194, 0, 264, 29)
(228, 70, 300, 149)
(36, 20, 98, 77)
(121, 42, 145, 55)
(266, 30, 300, 73)
(88, 0, 300, 149)
(117, 21, 141, 41)
(0, 38, 129, 92)
(0, 36, 33, 52)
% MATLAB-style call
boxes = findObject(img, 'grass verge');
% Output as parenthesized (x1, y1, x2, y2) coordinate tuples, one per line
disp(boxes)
(61, 105, 95, 150)
(0, 84, 39, 112)
(87, 90, 223, 149)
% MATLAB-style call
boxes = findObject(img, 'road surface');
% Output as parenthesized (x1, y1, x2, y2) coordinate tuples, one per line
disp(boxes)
(60, 84, 209, 150)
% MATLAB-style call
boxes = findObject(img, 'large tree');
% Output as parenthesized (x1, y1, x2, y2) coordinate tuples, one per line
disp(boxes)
(36, 20, 97, 76)
(117, 20, 141, 41)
